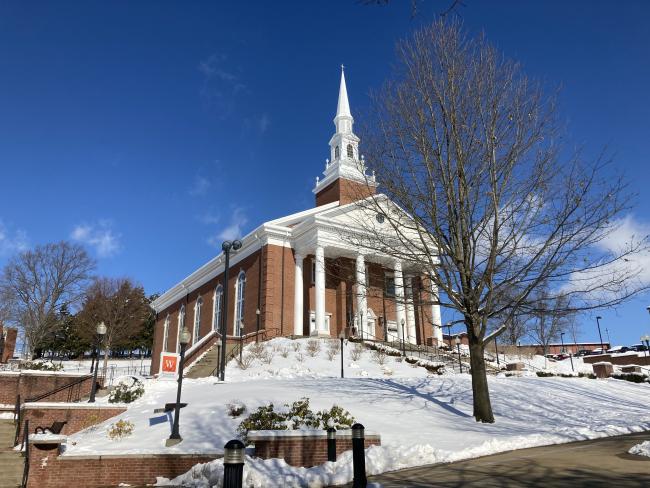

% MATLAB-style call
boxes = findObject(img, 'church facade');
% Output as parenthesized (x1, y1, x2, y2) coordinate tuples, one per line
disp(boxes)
(150, 70, 443, 374)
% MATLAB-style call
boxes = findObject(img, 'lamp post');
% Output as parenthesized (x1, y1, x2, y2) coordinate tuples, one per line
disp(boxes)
(339, 332, 345, 378)
(255, 308, 261, 342)
(444, 322, 453, 349)
(560, 332, 574, 372)
(596, 316, 605, 353)
(219, 239, 242, 382)
(400, 318, 406, 357)
(169, 327, 191, 445)
(239, 320, 244, 363)
(494, 335, 500, 366)
(455, 336, 462, 373)
(640, 335, 649, 358)
(88, 322, 107, 403)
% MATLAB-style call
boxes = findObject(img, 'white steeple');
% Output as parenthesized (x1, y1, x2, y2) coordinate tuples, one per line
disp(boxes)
(313, 66, 377, 197)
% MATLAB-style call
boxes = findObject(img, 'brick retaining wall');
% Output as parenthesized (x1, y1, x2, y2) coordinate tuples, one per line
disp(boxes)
(0, 372, 97, 404)
(250, 430, 381, 467)
(18, 404, 126, 444)
(583, 354, 650, 366)
(27, 445, 217, 488)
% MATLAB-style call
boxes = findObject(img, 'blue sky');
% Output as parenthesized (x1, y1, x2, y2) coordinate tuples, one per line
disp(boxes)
(0, 1, 648, 346)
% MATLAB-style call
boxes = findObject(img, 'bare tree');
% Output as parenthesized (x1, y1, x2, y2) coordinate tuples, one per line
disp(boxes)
(0, 242, 95, 357)
(345, 20, 648, 422)
(76, 277, 151, 375)
(524, 291, 572, 358)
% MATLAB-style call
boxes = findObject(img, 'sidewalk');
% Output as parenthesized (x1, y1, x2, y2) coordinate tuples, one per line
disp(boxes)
(351, 431, 650, 487)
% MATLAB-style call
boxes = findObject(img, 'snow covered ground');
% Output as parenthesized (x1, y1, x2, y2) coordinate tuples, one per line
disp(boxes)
(61, 337, 650, 487)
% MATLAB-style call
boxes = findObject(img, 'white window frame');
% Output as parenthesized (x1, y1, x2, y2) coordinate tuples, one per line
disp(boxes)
(193, 297, 203, 345)
(309, 311, 331, 333)
(234, 270, 246, 336)
(212, 285, 223, 332)
(177, 305, 185, 353)
(162, 315, 170, 352)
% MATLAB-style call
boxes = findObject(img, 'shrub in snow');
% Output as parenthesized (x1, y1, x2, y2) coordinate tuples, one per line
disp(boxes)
(107, 419, 134, 441)
(535, 371, 597, 379)
(295, 352, 305, 363)
(109, 378, 144, 404)
(611, 373, 649, 384)
(249, 342, 267, 360)
(279, 346, 290, 358)
(237, 397, 355, 443)
(237, 353, 255, 370)
(306, 339, 322, 357)
(350, 343, 365, 361)
(372, 349, 387, 365)
(291, 342, 302, 352)
(226, 400, 247, 418)
(326, 341, 340, 361)
(259, 349, 275, 365)
(21, 361, 63, 372)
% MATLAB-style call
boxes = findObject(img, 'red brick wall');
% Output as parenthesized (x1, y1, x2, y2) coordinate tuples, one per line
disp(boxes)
(0, 325, 18, 363)
(27, 447, 217, 488)
(18, 405, 126, 444)
(253, 434, 381, 467)
(583, 354, 650, 366)
(315, 178, 376, 207)
(0, 373, 95, 405)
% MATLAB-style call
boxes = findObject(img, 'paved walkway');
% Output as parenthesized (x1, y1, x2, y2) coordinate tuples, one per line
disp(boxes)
(354, 431, 650, 487)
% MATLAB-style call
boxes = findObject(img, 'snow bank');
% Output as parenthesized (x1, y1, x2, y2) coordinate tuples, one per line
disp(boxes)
(629, 440, 650, 457)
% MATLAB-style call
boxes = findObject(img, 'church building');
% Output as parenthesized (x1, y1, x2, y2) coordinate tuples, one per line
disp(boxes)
(150, 69, 444, 374)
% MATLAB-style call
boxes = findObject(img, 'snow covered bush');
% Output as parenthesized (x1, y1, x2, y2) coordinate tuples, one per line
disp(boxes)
(291, 342, 302, 352)
(611, 373, 649, 383)
(326, 340, 340, 361)
(279, 346, 290, 358)
(226, 400, 247, 418)
(108, 377, 144, 404)
(350, 343, 365, 361)
(237, 397, 355, 443)
(249, 342, 267, 360)
(22, 361, 63, 372)
(372, 349, 387, 365)
(107, 420, 134, 440)
(259, 349, 275, 365)
(237, 353, 255, 370)
(306, 339, 321, 357)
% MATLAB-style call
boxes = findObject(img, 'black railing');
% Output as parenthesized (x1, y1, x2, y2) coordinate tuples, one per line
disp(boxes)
(14, 394, 22, 446)
(21, 419, 29, 488)
(25, 374, 93, 403)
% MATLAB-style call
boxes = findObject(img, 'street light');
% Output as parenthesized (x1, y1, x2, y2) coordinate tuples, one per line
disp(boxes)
(88, 322, 107, 403)
(640, 335, 649, 358)
(400, 318, 406, 357)
(255, 308, 261, 342)
(494, 336, 500, 366)
(560, 332, 574, 372)
(168, 327, 191, 445)
(239, 320, 244, 363)
(339, 331, 345, 378)
(455, 336, 462, 374)
(219, 239, 242, 381)
(444, 322, 453, 349)
(595, 316, 605, 354)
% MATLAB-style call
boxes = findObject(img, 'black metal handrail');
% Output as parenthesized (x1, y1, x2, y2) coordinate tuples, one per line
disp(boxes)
(25, 374, 93, 403)
(21, 419, 29, 488)
(14, 394, 22, 446)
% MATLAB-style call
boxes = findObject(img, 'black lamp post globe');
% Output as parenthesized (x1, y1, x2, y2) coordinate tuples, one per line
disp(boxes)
(219, 239, 243, 381)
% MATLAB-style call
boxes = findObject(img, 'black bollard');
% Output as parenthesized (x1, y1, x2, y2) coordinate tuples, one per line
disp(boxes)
(223, 439, 245, 488)
(351, 423, 367, 488)
(327, 427, 337, 462)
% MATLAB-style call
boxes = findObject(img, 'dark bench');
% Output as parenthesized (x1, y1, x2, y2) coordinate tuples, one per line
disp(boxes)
(34, 421, 67, 435)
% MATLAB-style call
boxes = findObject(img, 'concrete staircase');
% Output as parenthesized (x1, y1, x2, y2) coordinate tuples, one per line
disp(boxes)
(0, 419, 23, 488)
(185, 343, 221, 379)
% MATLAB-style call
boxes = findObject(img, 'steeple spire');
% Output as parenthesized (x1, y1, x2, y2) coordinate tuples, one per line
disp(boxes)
(334, 65, 353, 134)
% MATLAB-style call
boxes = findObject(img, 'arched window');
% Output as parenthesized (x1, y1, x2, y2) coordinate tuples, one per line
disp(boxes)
(347, 144, 354, 158)
(213, 285, 223, 332)
(335, 145, 340, 159)
(162, 315, 170, 352)
(193, 297, 203, 345)
(177, 305, 185, 353)
(235, 270, 246, 336)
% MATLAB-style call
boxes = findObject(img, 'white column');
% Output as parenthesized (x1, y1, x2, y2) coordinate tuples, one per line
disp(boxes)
(355, 254, 367, 338)
(430, 278, 443, 343)
(394, 261, 406, 343)
(293, 253, 304, 336)
(405, 277, 417, 344)
(314, 245, 326, 335)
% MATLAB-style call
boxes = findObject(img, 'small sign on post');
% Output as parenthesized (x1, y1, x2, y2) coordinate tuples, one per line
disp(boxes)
(159, 352, 180, 379)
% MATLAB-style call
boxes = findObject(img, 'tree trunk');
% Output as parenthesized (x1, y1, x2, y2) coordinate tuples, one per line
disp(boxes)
(468, 338, 495, 423)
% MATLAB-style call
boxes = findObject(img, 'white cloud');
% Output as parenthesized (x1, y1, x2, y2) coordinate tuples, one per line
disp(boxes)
(259, 113, 270, 133)
(189, 175, 211, 197)
(207, 208, 248, 247)
(0, 220, 28, 256)
(70, 221, 121, 258)
(197, 211, 220, 225)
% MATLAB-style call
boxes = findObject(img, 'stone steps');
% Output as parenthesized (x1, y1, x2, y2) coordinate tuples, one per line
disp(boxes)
(0, 438, 23, 488)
